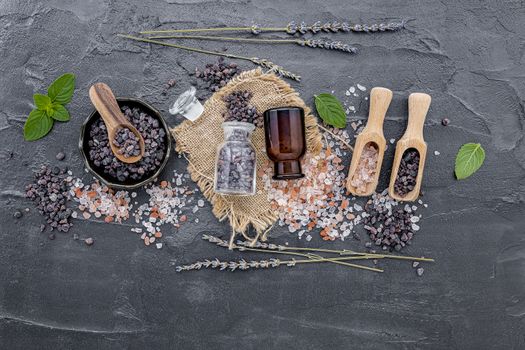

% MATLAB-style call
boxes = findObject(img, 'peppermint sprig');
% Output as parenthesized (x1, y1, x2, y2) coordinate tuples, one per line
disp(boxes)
(24, 73, 76, 141)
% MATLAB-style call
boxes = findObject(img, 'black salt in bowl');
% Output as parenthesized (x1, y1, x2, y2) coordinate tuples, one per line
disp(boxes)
(79, 98, 172, 189)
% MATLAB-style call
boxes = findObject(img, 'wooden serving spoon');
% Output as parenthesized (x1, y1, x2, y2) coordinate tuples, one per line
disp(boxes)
(388, 93, 431, 202)
(346, 87, 393, 196)
(89, 83, 145, 164)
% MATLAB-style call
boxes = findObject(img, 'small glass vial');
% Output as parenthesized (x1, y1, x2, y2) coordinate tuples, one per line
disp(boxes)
(169, 86, 204, 121)
(214, 121, 257, 195)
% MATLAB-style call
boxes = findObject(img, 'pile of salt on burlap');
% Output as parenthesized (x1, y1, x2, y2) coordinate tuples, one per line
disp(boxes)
(172, 69, 322, 246)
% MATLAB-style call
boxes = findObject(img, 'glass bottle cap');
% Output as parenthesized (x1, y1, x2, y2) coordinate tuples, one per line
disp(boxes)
(169, 86, 204, 121)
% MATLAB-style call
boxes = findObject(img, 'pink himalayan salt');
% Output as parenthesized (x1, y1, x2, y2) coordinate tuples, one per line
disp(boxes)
(350, 143, 379, 194)
(263, 130, 359, 241)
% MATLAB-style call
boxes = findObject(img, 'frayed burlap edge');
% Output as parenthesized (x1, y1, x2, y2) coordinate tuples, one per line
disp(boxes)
(172, 69, 322, 244)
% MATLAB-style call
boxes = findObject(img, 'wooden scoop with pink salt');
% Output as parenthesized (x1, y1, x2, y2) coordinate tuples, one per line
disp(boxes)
(346, 87, 393, 196)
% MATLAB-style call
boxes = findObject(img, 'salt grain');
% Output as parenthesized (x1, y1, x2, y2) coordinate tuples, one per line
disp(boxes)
(70, 178, 131, 223)
(132, 170, 198, 246)
(350, 143, 379, 194)
(264, 129, 362, 241)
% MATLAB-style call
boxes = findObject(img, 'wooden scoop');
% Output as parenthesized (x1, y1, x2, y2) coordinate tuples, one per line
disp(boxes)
(346, 87, 393, 196)
(388, 93, 431, 202)
(89, 83, 145, 164)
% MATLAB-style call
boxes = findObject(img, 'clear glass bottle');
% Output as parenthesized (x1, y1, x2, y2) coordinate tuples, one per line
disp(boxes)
(214, 121, 257, 195)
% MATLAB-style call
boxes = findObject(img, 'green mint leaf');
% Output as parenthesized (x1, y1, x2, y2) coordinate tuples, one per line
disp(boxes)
(50, 104, 70, 121)
(33, 93, 52, 111)
(314, 93, 346, 128)
(47, 73, 76, 104)
(23, 109, 54, 141)
(455, 143, 485, 180)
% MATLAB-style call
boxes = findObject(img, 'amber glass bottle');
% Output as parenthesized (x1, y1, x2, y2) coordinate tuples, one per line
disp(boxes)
(263, 107, 306, 180)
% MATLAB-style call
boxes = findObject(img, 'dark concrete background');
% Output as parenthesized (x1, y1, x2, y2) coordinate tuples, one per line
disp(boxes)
(1, 0, 525, 349)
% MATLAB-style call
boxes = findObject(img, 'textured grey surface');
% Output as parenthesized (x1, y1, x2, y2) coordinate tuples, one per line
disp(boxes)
(1, 0, 525, 349)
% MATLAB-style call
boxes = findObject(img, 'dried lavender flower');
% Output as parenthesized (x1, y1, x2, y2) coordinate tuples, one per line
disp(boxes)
(301, 39, 357, 53)
(298, 21, 308, 34)
(351, 21, 406, 33)
(251, 57, 301, 81)
(175, 258, 286, 272)
(142, 20, 406, 37)
(282, 20, 405, 35)
(150, 33, 357, 55)
(251, 24, 261, 35)
(286, 21, 297, 34)
(117, 34, 300, 82)
(330, 22, 342, 32)
(198, 234, 432, 272)
(311, 21, 321, 33)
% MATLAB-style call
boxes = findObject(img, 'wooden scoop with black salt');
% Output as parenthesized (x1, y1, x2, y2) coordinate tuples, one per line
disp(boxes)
(89, 83, 145, 164)
(388, 93, 431, 202)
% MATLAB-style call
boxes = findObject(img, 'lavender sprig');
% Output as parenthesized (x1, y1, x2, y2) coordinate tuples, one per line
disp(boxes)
(141, 20, 406, 36)
(250, 57, 301, 81)
(147, 34, 358, 54)
(300, 39, 357, 53)
(200, 234, 384, 271)
(286, 20, 406, 34)
(201, 234, 434, 263)
(175, 254, 391, 272)
(176, 258, 289, 272)
(117, 34, 301, 81)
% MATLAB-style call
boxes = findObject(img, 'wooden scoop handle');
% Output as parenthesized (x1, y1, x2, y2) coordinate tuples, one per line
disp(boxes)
(403, 93, 431, 140)
(363, 87, 393, 134)
(89, 83, 129, 130)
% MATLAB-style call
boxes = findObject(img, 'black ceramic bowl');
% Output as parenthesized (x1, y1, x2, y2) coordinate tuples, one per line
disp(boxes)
(79, 97, 172, 189)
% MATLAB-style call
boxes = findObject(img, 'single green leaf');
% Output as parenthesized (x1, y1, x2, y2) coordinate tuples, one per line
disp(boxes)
(33, 93, 52, 110)
(47, 73, 76, 104)
(50, 104, 70, 121)
(24, 109, 54, 141)
(455, 143, 485, 180)
(314, 93, 346, 128)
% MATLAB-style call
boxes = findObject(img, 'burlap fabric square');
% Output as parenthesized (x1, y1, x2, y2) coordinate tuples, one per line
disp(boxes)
(172, 69, 322, 243)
